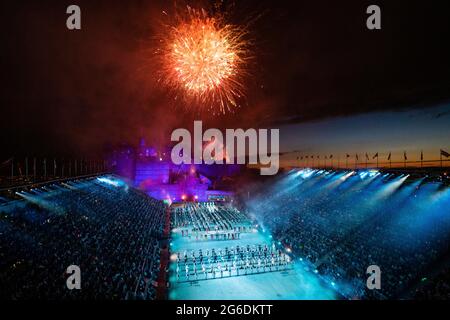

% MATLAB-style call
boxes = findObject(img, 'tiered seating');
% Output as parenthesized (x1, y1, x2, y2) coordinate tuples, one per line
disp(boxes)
(414, 267, 450, 299)
(246, 169, 450, 299)
(0, 176, 166, 300)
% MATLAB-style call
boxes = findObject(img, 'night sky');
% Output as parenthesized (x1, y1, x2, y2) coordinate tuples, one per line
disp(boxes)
(1, 0, 450, 160)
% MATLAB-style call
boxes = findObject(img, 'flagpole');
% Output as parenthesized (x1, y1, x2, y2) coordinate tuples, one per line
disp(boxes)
(421, 150, 423, 168)
(25, 157, 28, 178)
(11, 157, 14, 180)
(404, 152, 406, 169)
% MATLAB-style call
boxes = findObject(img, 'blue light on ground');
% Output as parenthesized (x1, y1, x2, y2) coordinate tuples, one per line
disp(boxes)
(169, 224, 337, 300)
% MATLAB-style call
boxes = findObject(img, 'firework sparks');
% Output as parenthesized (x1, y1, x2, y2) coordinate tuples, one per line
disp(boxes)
(156, 7, 250, 114)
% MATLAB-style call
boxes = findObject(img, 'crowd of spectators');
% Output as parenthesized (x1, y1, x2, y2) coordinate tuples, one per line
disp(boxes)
(0, 176, 166, 300)
(414, 267, 450, 299)
(245, 170, 450, 299)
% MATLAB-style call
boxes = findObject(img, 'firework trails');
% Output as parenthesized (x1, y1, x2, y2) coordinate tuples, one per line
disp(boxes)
(156, 7, 250, 114)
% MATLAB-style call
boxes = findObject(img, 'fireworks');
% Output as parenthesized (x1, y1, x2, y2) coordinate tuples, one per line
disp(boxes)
(156, 7, 250, 114)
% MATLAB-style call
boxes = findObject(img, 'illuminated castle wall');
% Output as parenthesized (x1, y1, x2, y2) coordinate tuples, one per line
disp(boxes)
(110, 138, 240, 202)
(135, 161, 170, 186)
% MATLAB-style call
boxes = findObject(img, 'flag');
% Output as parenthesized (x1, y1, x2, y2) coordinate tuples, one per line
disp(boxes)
(441, 149, 450, 158)
(420, 150, 423, 160)
(356, 154, 359, 161)
(387, 152, 391, 161)
(365, 153, 369, 160)
(329, 155, 333, 159)
(404, 151, 407, 160)
(372, 153, 378, 159)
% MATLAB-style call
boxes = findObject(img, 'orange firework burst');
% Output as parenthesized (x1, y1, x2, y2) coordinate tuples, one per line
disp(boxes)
(157, 7, 250, 114)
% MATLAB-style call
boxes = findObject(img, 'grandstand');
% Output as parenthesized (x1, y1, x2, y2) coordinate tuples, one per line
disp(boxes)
(242, 169, 450, 299)
(0, 175, 166, 300)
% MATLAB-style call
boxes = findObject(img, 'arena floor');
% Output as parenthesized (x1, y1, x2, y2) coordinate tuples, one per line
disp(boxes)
(168, 223, 337, 300)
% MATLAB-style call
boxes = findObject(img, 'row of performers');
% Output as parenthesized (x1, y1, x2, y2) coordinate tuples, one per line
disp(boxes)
(175, 254, 292, 280)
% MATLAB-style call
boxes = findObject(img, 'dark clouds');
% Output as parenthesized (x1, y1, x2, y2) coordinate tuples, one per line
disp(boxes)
(246, 0, 450, 125)
(1, 0, 450, 158)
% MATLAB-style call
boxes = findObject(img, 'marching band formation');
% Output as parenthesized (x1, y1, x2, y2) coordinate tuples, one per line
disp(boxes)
(173, 202, 253, 241)
(171, 203, 293, 283)
(174, 243, 293, 282)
